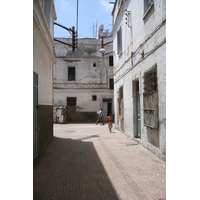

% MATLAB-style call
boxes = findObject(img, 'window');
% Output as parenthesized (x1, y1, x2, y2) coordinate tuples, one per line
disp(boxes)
(67, 97, 76, 106)
(93, 63, 96, 67)
(109, 79, 114, 90)
(109, 56, 113, 66)
(143, 65, 158, 129)
(144, 0, 153, 14)
(44, 0, 51, 27)
(68, 67, 75, 81)
(92, 95, 97, 101)
(117, 27, 122, 55)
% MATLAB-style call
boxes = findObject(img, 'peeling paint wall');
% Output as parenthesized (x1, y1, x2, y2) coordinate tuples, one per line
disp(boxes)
(112, 0, 166, 161)
(53, 37, 114, 123)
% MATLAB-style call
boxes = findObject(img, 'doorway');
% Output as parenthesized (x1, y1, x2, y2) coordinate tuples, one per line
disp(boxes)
(33, 72, 39, 158)
(134, 80, 141, 138)
(102, 99, 112, 122)
(67, 97, 76, 122)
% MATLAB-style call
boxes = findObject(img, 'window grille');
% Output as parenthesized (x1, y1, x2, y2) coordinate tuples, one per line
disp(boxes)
(92, 95, 97, 101)
(143, 65, 158, 129)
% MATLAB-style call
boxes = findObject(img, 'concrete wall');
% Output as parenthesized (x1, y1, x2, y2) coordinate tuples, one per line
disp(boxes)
(33, 0, 56, 164)
(112, 0, 166, 161)
(53, 37, 114, 123)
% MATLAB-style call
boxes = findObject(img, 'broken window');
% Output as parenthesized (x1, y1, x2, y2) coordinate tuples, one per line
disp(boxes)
(143, 65, 158, 129)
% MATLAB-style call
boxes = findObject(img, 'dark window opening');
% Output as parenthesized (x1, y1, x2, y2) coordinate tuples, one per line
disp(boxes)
(67, 97, 76, 106)
(109, 56, 113, 66)
(68, 67, 75, 81)
(93, 63, 96, 67)
(109, 79, 114, 90)
(92, 95, 97, 101)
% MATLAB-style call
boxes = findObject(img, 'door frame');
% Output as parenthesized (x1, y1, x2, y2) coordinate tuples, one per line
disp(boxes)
(133, 80, 141, 139)
(33, 72, 39, 158)
(102, 98, 112, 122)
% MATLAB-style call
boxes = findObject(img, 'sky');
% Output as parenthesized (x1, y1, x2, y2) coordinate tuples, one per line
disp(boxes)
(54, 0, 114, 38)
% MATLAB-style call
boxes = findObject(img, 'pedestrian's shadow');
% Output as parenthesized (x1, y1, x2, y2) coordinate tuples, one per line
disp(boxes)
(33, 136, 119, 200)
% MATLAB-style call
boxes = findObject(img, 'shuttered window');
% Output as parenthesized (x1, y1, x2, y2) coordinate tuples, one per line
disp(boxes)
(143, 65, 158, 129)
(117, 27, 122, 55)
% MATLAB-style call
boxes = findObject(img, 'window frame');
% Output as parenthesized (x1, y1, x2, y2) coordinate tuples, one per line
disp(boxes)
(117, 27, 122, 56)
(143, 0, 154, 19)
(109, 79, 114, 90)
(92, 95, 97, 101)
(109, 56, 113, 67)
(143, 65, 158, 129)
(68, 66, 76, 81)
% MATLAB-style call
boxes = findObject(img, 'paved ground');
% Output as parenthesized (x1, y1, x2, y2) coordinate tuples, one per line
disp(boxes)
(33, 123, 166, 200)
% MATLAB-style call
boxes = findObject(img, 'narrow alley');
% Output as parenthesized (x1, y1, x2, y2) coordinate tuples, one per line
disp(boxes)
(33, 124, 166, 200)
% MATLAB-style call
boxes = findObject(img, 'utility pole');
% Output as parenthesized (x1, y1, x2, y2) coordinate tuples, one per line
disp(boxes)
(76, 0, 78, 38)
(76, 0, 79, 49)
(54, 22, 76, 52)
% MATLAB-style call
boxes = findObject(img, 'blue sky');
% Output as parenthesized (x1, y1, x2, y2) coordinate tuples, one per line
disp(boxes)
(54, 0, 114, 38)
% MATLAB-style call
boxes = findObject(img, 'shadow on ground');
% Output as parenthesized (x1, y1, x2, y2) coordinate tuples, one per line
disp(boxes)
(33, 136, 119, 200)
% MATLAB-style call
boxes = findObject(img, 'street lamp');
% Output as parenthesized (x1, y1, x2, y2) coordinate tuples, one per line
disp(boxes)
(99, 36, 113, 56)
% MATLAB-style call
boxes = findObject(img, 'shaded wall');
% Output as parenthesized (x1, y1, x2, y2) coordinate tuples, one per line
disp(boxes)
(34, 105, 53, 164)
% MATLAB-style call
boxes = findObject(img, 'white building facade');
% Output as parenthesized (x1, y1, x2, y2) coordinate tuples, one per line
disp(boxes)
(112, 0, 166, 161)
(33, 0, 56, 163)
(53, 36, 114, 123)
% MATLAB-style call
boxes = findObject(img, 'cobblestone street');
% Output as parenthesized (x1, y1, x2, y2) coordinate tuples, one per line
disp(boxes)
(33, 124, 166, 200)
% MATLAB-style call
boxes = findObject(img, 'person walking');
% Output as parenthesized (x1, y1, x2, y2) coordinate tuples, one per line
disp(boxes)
(107, 113, 113, 133)
(96, 108, 104, 125)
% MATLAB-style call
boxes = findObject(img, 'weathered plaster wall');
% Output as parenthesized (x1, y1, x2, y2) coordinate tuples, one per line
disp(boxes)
(33, 0, 56, 164)
(53, 37, 114, 123)
(112, 0, 166, 161)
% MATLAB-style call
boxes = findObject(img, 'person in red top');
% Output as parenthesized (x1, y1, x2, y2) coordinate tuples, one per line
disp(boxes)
(107, 113, 113, 133)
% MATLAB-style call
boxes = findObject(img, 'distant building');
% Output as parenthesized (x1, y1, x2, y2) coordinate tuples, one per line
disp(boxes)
(53, 34, 114, 123)
(112, 0, 166, 161)
(33, 0, 57, 164)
